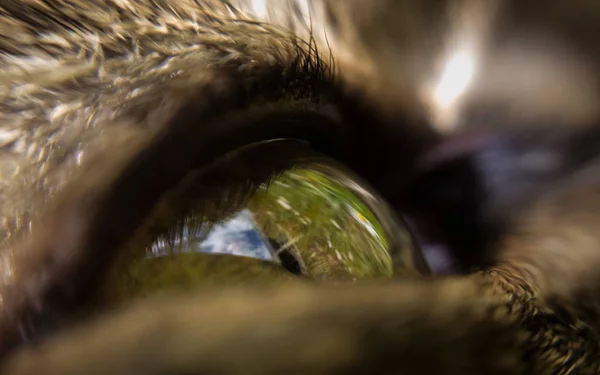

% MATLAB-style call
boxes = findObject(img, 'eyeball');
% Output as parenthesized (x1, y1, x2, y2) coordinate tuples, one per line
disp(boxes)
(101, 140, 429, 304)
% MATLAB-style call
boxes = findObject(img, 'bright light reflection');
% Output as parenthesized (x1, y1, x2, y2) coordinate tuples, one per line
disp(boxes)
(432, 49, 476, 110)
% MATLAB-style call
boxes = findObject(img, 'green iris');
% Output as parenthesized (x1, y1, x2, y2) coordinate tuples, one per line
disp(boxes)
(100, 143, 424, 306)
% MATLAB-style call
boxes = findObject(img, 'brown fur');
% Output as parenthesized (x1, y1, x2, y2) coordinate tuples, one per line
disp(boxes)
(0, 1, 600, 374)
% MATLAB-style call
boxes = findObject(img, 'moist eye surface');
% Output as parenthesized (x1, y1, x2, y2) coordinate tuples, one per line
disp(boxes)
(100, 139, 429, 304)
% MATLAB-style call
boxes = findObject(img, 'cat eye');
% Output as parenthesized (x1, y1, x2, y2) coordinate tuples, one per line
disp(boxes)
(100, 139, 430, 304)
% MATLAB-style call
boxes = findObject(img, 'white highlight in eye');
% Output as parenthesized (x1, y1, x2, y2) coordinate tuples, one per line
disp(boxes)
(432, 49, 476, 112)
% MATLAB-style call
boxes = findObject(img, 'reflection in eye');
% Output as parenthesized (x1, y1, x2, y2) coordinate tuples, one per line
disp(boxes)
(101, 141, 428, 304)
(246, 167, 395, 282)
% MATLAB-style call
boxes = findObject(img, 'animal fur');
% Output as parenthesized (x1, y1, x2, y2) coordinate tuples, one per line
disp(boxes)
(0, 0, 599, 374)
